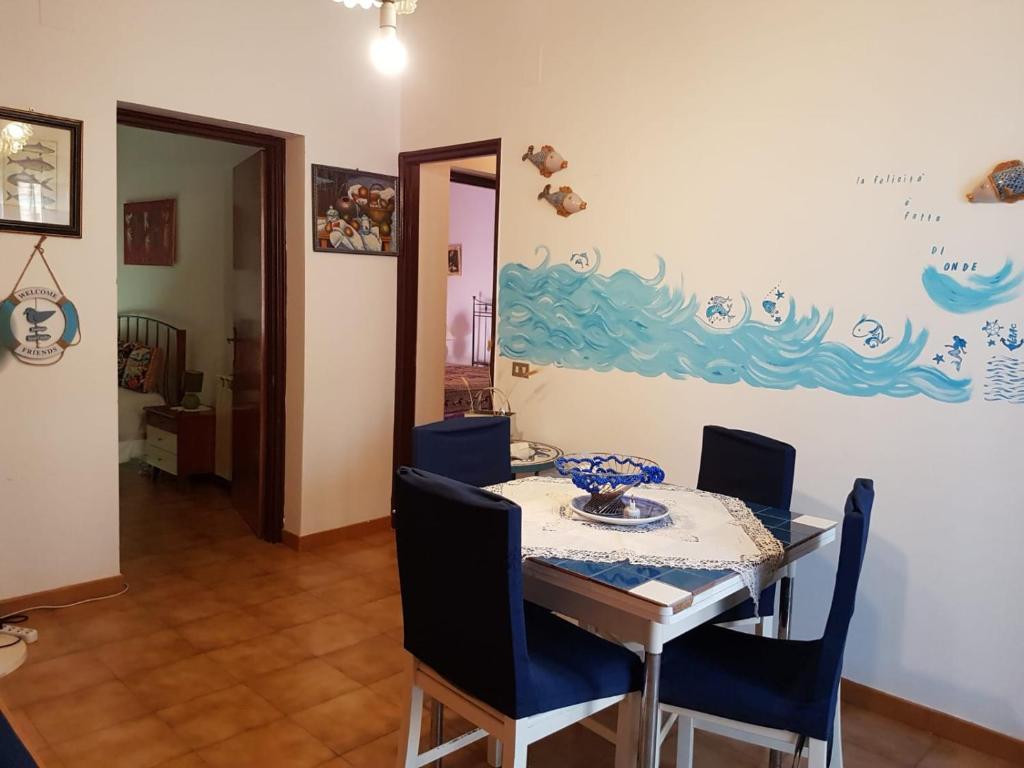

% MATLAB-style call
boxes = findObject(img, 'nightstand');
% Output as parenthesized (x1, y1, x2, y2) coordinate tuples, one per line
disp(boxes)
(143, 405, 216, 480)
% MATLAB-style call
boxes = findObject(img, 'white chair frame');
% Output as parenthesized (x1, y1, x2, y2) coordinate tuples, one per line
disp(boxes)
(395, 656, 640, 768)
(659, 681, 844, 768)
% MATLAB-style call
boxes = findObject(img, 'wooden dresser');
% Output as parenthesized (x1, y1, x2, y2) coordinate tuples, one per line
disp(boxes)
(143, 405, 216, 479)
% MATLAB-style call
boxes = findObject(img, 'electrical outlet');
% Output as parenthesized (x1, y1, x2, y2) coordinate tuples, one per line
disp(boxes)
(511, 362, 531, 379)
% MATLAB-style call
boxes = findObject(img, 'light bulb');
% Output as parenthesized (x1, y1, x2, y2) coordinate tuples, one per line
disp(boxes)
(370, 26, 407, 75)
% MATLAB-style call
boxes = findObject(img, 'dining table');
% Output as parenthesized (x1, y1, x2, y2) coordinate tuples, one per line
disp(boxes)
(491, 475, 839, 768)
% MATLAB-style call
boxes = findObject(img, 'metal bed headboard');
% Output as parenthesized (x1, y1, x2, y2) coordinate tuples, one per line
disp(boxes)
(117, 314, 187, 405)
(471, 296, 493, 367)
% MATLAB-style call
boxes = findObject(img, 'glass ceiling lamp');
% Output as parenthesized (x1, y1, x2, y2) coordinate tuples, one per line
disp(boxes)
(0, 121, 33, 156)
(334, 0, 417, 75)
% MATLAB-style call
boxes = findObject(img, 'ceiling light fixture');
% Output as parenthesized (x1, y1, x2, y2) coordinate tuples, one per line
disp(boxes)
(334, 0, 416, 75)
(0, 121, 33, 156)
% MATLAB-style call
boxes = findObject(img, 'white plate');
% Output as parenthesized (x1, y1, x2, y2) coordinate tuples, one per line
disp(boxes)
(570, 495, 670, 526)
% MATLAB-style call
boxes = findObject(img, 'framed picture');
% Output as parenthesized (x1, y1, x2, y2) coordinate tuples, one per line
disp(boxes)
(312, 164, 398, 255)
(123, 199, 176, 266)
(0, 106, 82, 238)
(448, 244, 462, 276)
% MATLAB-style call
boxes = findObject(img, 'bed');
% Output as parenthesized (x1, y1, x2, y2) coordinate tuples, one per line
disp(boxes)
(444, 363, 492, 419)
(117, 314, 186, 462)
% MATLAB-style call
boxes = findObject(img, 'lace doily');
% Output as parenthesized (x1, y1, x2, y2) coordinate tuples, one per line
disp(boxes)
(488, 477, 784, 609)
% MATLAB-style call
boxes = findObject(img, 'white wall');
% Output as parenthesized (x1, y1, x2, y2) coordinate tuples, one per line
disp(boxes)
(400, 0, 1024, 738)
(447, 181, 495, 365)
(117, 126, 255, 405)
(0, 0, 399, 600)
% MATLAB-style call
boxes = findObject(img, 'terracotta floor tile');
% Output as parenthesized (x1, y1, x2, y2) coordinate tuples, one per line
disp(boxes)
(25, 678, 149, 745)
(280, 612, 379, 657)
(321, 633, 407, 685)
(180, 558, 269, 587)
(248, 658, 361, 714)
(63, 607, 167, 646)
(310, 572, 400, 611)
(156, 683, 281, 749)
(5, 708, 50, 756)
(317, 759, 355, 768)
(210, 572, 305, 607)
(247, 593, 336, 630)
(130, 574, 206, 605)
(345, 594, 403, 632)
(152, 755, 210, 768)
(197, 719, 334, 768)
(285, 561, 364, 592)
(841, 704, 936, 766)
(94, 628, 198, 679)
(326, 545, 397, 572)
(124, 654, 237, 710)
(291, 686, 400, 754)
(146, 589, 237, 627)
(916, 738, 1021, 768)
(53, 715, 190, 768)
(368, 671, 407, 705)
(0, 649, 115, 708)
(177, 609, 270, 651)
(341, 729, 399, 767)
(207, 632, 313, 680)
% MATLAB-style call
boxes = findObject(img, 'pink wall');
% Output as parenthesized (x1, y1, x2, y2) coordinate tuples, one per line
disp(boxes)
(446, 181, 496, 365)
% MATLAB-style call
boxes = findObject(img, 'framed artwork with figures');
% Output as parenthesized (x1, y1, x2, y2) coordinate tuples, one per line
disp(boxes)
(0, 106, 82, 238)
(312, 164, 398, 255)
(124, 199, 177, 266)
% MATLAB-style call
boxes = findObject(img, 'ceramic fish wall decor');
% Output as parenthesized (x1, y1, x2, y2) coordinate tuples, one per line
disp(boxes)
(538, 184, 587, 217)
(522, 144, 568, 177)
(966, 160, 1024, 203)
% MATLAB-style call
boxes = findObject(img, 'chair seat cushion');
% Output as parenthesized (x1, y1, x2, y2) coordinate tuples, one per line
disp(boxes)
(519, 602, 643, 718)
(0, 710, 37, 767)
(660, 624, 834, 740)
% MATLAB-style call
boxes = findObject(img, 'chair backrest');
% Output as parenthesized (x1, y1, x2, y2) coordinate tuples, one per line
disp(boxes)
(393, 466, 531, 717)
(815, 478, 874, 710)
(696, 425, 796, 509)
(411, 416, 513, 487)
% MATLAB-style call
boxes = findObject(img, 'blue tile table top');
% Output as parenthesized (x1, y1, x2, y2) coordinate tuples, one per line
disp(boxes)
(532, 501, 837, 609)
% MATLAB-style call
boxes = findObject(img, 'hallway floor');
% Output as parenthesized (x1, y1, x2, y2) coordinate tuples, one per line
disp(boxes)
(0, 465, 1014, 768)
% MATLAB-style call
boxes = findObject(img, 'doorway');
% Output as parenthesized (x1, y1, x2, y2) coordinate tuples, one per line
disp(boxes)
(116, 108, 286, 543)
(392, 139, 502, 473)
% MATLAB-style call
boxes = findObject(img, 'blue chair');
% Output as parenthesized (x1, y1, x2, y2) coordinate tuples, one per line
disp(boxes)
(697, 425, 797, 634)
(0, 708, 37, 768)
(659, 478, 874, 768)
(411, 416, 513, 488)
(393, 467, 643, 768)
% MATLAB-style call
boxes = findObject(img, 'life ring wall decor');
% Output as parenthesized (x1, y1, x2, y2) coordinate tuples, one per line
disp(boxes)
(1, 236, 81, 366)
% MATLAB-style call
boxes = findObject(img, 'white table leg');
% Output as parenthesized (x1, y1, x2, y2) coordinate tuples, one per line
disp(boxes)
(637, 651, 662, 768)
(769, 572, 795, 768)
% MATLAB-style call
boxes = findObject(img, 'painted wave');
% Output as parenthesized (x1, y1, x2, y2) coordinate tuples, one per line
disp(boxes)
(498, 251, 972, 403)
(921, 259, 1023, 314)
(984, 356, 1024, 402)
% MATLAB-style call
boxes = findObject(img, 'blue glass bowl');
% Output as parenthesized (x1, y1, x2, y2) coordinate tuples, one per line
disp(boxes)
(555, 453, 665, 514)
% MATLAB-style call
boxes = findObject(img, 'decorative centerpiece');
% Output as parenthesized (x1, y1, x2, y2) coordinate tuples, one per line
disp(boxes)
(556, 453, 665, 517)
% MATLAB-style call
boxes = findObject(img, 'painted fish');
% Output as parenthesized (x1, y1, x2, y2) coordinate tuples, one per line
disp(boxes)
(8, 154, 54, 172)
(852, 315, 890, 349)
(522, 144, 568, 177)
(4, 191, 56, 206)
(706, 296, 734, 322)
(6, 172, 42, 186)
(538, 184, 586, 217)
(966, 160, 1024, 203)
(19, 142, 54, 155)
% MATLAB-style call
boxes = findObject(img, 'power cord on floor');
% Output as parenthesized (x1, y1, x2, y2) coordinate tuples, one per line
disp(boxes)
(0, 582, 130, 624)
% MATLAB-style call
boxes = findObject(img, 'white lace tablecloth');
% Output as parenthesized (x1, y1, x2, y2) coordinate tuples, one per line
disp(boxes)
(488, 476, 784, 606)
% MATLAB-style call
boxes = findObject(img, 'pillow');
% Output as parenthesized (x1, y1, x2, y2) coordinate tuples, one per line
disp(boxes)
(121, 344, 165, 393)
(117, 341, 137, 381)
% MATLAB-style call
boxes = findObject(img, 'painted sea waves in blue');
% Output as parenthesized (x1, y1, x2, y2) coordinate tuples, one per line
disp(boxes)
(984, 357, 1024, 403)
(498, 251, 971, 403)
(921, 259, 1023, 314)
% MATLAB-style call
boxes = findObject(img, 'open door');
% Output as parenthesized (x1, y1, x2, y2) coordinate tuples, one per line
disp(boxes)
(231, 151, 265, 536)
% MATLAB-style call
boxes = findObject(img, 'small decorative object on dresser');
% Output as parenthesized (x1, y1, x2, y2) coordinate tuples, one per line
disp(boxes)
(143, 404, 215, 480)
(0, 106, 83, 237)
(181, 369, 204, 410)
(123, 198, 176, 265)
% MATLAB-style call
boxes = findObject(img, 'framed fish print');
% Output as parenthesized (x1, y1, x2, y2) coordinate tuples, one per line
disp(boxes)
(0, 107, 82, 238)
(123, 198, 176, 266)
(312, 164, 398, 256)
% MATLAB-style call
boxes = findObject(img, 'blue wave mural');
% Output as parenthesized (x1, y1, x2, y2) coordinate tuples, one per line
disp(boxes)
(499, 250, 971, 403)
(921, 259, 1023, 314)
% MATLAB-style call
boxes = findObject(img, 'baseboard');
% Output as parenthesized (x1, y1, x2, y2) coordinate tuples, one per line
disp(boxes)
(0, 574, 127, 618)
(842, 678, 1024, 764)
(282, 516, 392, 551)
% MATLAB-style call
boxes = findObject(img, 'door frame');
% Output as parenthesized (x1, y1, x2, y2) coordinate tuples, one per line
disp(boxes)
(117, 107, 287, 543)
(392, 138, 502, 474)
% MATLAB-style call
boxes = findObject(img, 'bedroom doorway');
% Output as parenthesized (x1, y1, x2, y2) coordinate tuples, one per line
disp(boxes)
(392, 139, 501, 473)
(115, 107, 286, 544)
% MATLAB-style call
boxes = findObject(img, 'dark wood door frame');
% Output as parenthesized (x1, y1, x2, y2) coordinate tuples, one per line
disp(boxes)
(117, 107, 287, 543)
(393, 138, 502, 476)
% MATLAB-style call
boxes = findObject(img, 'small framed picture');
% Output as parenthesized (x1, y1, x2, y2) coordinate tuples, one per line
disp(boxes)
(124, 198, 176, 266)
(0, 106, 82, 238)
(312, 164, 398, 255)
(448, 244, 462, 276)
